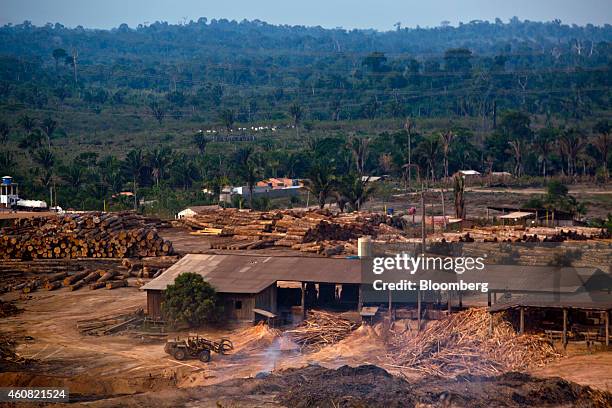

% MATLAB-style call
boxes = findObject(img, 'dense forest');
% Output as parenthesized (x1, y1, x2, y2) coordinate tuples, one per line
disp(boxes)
(0, 18, 610, 214)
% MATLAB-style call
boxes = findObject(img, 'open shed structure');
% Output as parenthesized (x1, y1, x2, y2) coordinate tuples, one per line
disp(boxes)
(490, 290, 612, 347)
(141, 254, 361, 322)
(141, 253, 610, 340)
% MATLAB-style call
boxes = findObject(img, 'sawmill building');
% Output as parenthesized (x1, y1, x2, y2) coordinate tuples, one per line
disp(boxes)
(141, 254, 362, 322)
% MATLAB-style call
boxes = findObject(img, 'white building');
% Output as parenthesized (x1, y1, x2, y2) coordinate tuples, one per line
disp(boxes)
(1, 176, 19, 208)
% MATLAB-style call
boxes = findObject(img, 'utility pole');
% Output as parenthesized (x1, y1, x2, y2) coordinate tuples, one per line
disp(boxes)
(440, 188, 447, 229)
(404, 118, 412, 191)
(420, 182, 426, 254)
(71, 48, 78, 84)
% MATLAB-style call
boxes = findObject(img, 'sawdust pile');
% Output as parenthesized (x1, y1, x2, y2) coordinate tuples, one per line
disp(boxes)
(231, 322, 281, 352)
(309, 324, 386, 366)
(388, 308, 561, 377)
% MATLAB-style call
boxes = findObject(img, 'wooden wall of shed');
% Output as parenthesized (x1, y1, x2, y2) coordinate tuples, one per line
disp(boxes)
(255, 284, 277, 314)
(220, 293, 256, 321)
(147, 290, 165, 320)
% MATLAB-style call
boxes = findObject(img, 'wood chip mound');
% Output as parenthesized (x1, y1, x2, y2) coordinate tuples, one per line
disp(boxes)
(285, 310, 360, 349)
(388, 307, 561, 377)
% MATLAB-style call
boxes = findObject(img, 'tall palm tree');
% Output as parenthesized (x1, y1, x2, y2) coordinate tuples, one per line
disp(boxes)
(18, 115, 36, 136)
(219, 109, 235, 132)
(418, 135, 440, 182)
(233, 147, 260, 208)
(61, 164, 86, 188)
(147, 147, 173, 187)
(348, 135, 370, 176)
(304, 160, 336, 209)
(0, 151, 14, 174)
(33, 148, 55, 188)
(559, 128, 585, 177)
(534, 128, 556, 178)
(593, 120, 610, 182)
(289, 103, 303, 139)
(439, 130, 455, 180)
(507, 139, 525, 177)
(335, 173, 374, 211)
(122, 149, 144, 210)
(193, 133, 209, 155)
(41, 118, 58, 149)
(0, 121, 10, 143)
(171, 155, 200, 190)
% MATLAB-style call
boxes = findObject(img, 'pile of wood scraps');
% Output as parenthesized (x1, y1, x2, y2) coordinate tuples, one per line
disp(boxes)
(388, 308, 561, 377)
(0, 335, 29, 368)
(76, 308, 145, 336)
(285, 310, 360, 349)
(0, 212, 174, 260)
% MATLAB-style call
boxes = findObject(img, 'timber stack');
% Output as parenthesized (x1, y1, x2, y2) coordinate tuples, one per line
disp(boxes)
(0, 212, 174, 260)
(433, 225, 610, 243)
(183, 208, 405, 255)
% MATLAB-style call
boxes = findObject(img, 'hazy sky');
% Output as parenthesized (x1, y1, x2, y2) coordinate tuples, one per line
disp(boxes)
(1, 0, 611, 30)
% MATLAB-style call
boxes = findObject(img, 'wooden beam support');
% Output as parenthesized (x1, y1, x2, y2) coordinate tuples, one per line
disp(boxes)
(301, 281, 306, 320)
(519, 307, 525, 334)
(447, 290, 452, 313)
(417, 289, 421, 332)
(358, 284, 363, 311)
(604, 310, 609, 348)
(562, 308, 568, 348)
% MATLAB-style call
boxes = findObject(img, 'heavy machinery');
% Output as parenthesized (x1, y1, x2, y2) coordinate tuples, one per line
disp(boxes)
(164, 335, 233, 362)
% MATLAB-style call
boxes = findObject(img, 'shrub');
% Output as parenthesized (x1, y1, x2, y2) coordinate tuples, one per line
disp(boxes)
(162, 273, 221, 327)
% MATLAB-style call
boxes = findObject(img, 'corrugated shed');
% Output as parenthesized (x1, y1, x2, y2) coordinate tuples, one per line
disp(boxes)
(489, 290, 612, 311)
(141, 254, 361, 294)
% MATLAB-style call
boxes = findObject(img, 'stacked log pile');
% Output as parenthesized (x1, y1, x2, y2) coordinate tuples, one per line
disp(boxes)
(0, 257, 179, 294)
(388, 308, 561, 377)
(434, 225, 609, 243)
(0, 212, 174, 260)
(182, 208, 405, 255)
(76, 308, 144, 336)
(285, 310, 360, 348)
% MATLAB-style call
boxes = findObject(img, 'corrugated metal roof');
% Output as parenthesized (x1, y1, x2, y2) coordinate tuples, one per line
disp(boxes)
(498, 211, 535, 219)
(489, 290, 612, 311)
(142, 254, 607, 296)
(141, 254, 362, 294)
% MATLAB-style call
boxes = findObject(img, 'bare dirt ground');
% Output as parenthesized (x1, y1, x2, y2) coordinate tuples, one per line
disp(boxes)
(0, 211, 55, 220)
(1, 286, 611, 406)
(0, 285, 384, 402)
(371, 187, 612, 219)
(530, 352, 612, 392)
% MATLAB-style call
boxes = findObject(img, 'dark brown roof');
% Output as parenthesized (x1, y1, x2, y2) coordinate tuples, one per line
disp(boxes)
(489, 290, 612, 311)
(141, 254, 361, 293)
(142, 254, 608, 298)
